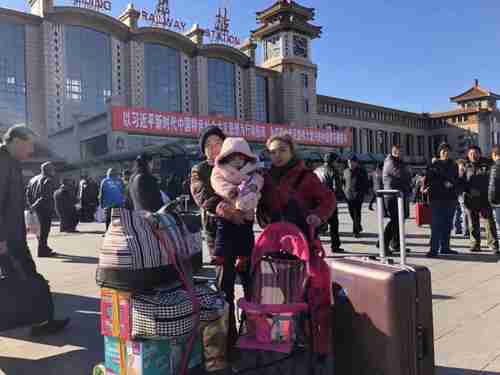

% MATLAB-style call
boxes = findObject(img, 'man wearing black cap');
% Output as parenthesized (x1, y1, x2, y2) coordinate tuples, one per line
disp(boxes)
(315, 152, 343, 252)
(343, 154, 369, 238)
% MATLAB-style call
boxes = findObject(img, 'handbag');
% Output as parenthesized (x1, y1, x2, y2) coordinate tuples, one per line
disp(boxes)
(96, 208, 201, 291)
(0, 255, 52, 332)
(416, 193, 432, 226)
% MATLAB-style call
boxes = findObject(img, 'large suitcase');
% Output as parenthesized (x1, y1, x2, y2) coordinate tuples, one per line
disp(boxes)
(330, 190, 435, 375)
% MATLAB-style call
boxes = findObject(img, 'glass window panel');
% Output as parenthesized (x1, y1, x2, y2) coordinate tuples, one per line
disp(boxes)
(65, 26, 112, 116)
(0, 23, 26, 129)
(256, 75, 268, 123)
(144, 44, 181, 112)
(208, 58, 236, 118)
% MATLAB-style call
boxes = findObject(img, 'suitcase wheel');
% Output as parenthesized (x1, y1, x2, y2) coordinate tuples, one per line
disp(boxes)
(92, 363, 106, 375)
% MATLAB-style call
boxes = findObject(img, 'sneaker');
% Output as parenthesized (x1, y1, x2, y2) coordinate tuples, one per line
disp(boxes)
(332, 248, 345, 253)
(31, 318, 70, 337)
(469, 247, 481, 253)
(368, 206, 374, 211)
(441, 249, 459, 255)
(38, 251, 58, 258)
(353, 233, 360, 238)
(426, 251, 439, 258)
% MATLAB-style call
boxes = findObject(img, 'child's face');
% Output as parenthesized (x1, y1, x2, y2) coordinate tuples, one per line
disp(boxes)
(226, 154, 247, 169)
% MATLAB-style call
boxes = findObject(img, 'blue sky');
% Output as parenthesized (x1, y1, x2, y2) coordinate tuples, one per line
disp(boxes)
(3, 0, 500, 113)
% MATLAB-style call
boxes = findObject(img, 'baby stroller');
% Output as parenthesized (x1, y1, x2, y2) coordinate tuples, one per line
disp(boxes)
(236, 222, 332, 374)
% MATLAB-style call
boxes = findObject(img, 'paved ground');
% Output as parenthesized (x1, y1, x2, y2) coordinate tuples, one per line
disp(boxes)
(1, 203, 500, 374)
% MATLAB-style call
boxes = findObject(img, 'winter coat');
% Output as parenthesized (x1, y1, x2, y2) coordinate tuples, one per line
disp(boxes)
(489, 160, 500, 207)
(258, 160, 336, 236)
(461, 158, 491, 210)
(314, 163, 343, 201)
(424, 159, 459, 202)
(190, 161, 222, 216)
(26, 173, 56, 214)
(343, 166, 369, 202)
(211, 137, 264, 221)
(54, 185, 78, 230)
(382, 155, 411, 193)
(99, 175, 125, 209)
(372, 169, 383, 192)
(127, 172, 164, 212)
(0, 145, 29, 247)
(79, 178, 99, 208)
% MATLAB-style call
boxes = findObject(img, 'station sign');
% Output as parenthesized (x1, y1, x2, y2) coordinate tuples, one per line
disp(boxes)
(73, 0, 112, 12)
(112, 106, 353, 148)
(203, 7, 241, 47)
(140, 0, 188, 32)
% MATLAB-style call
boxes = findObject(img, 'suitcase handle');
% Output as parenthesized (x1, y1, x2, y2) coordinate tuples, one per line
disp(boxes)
(375, 189, 407, 265)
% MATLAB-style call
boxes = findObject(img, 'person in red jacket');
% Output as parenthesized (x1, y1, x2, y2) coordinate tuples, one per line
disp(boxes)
(258, 134, 336, 240)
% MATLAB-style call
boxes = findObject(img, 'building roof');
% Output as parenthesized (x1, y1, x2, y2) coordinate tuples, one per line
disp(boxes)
(256, 1, 315, 22)
(450, 79, 500, 103)
(252, 19, 322, 40)
(429, 107, 484, 118)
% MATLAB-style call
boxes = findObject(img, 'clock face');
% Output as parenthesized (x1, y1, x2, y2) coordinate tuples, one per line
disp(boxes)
(293, 35, 308, 58)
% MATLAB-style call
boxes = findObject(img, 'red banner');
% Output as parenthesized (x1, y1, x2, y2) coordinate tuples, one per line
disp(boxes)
(111, 106, 352, 148)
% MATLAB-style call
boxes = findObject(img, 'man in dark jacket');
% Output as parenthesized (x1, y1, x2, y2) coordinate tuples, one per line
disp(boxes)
(368, 163, 383, 210)
(489, 146, 500, 240)
(383, 145, 411, 255)
(314, 152, 343, 252)
(26, 161, 57, 257)
(78, 174, 99, 222)
(54, 179, 79, 233)
(461, 145, 498, 252)
(424, 143, 459, 257)
(0, 125, 69, 336)
(343, 155, 369, 238)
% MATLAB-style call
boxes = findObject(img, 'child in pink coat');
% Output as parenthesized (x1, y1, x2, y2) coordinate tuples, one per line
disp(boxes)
(211, 137, 264, 268)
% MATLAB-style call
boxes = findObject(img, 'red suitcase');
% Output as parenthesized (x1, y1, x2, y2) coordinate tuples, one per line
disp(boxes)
(330, 190, 435, 375)
(415, 202, 432, 226)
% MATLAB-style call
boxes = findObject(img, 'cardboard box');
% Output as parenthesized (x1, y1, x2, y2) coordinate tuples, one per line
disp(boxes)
(104, 335, 203, 375)
(101, 288, 132, 340)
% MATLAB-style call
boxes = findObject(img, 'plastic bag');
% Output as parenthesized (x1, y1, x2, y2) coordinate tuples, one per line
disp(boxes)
(24, 210, 40, 236)
(95, 206, 105, 223)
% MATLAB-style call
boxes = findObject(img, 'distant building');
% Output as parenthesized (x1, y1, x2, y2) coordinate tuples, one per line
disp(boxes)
(0, 0, 498, 178)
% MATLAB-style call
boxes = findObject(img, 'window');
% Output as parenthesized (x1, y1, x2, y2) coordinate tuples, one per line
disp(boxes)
(0, 23, 26, 129)
(417, 136, 425, 156)
(65, 26, 112, 117)
(352, 127, 358, 152)
(304, 99, 309, 113)
(255, 75, 268, 122)
(208, 58, 236, 118)
(367, 129, 374, 153)
(144, 44, 181, 112)
(80, 134, 108, 160)
(302, 73, 308, 88)
(405, 134, 414, 156)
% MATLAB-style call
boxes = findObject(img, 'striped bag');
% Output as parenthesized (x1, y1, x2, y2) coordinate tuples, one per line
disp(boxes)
(96, 208, 201, 291)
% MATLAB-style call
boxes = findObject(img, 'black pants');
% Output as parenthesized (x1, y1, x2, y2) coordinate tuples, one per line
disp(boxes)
(35, 209, 52, 256)
(384, 199, 400, 252)
(60, 210, 78, 232)
(216, 254, 251, 354)
(104, 208, 112, 231)
(347, 199, 363, 234)
(369, 192, 376, 208)
(328, 209, 341, 250)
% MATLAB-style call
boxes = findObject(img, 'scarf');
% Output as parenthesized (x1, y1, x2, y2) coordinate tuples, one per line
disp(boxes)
(269, 158, 299, 183)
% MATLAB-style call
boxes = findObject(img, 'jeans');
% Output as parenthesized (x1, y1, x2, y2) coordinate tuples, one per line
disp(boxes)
(430, 200, 456, 253)
(384, 198, 400, 252)
(454, 198, 469, 235)
(347, 199, 363, 234)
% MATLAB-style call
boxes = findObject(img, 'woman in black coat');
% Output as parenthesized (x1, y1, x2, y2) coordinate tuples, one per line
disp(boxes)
(127, 153, 164, 212)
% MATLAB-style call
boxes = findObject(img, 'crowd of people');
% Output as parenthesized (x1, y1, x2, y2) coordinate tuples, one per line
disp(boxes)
(3, 121, 500, 359)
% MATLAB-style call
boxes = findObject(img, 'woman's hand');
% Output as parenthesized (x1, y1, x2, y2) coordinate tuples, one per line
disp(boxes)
(306, 214, 322, 228)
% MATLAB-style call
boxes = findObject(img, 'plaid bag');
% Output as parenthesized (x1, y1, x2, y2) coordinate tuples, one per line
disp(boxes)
(195, 283, 226, 323)
(96, 208, 202, 291)
(132, 287, 195, 339)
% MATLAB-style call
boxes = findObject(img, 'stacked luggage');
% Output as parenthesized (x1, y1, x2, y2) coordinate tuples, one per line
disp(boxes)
(94, 207, 229, 375)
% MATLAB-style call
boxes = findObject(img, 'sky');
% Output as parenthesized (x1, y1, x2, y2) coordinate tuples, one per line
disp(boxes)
(2, 0, 500, 113)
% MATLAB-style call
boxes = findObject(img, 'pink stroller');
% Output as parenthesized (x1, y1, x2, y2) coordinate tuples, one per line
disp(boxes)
(236, 222, 332, 373)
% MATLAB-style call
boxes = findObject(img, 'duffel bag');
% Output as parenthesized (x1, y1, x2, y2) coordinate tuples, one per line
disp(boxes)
(96, 208, 201, 291)
(0, 255, 52, 332)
